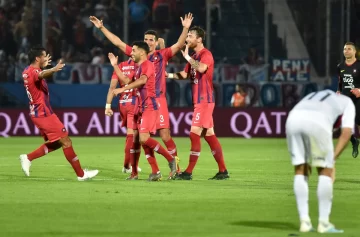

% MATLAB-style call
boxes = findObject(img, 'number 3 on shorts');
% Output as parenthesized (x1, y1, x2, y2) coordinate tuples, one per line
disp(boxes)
(160, 115, 164, 123)
(195, 113, 200, 121)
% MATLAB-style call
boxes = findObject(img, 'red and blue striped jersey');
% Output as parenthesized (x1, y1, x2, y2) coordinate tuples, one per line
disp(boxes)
(111, 58, 137, 105)
(184, 48, 215, 104)
(22, 65, 54, 118)
(134, 60, 158, 112)
(125, 45, 173, 98)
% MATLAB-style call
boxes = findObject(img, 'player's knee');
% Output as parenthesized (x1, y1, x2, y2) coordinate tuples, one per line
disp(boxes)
(294, 164, 308, 175)
(204, 128, 215, 137)
(190, 126, 202, 136)
(59, 136, 72, 148)
(159, 129, 171, 141)
(317, 167, 332, 177)
(139, 134, 149, 145)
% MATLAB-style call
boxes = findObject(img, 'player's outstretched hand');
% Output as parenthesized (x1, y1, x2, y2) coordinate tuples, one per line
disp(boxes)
(112, 88, 124, 96)
(53, 60, 65, 72)
(181, 44, 189, 58)
(181, 13, 193, 29)
(105, 108, 114, 117)
(108, 53, 118, 66)
(43, 54, 52, 67)
(351, 88, 360, 98)
(89, 16, 103, 28)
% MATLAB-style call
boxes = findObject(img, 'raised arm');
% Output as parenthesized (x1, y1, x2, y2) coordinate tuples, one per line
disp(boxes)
(38, 59, 65, 79)
(90, 16, 129, 54)
(170, 13, 193, 56)
(108, 53, 132, 85)
(181, 45, 209, 73)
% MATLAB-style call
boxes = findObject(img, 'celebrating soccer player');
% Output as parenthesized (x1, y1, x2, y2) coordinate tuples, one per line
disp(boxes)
(336, 42, 360, 158)
(167, 26, 228, 180)
(110, 42, 177, 181)
(19, 46, 99, 181)
(286, 89, 354, 233)
(104, 56, 142, 178)
(89, 13, 194, 173)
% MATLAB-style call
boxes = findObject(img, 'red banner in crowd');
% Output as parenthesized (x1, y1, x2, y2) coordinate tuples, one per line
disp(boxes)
(0, 108, 289, 138)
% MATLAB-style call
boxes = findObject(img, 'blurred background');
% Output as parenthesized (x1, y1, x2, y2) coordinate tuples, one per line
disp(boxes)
(0, 0, 360, 137)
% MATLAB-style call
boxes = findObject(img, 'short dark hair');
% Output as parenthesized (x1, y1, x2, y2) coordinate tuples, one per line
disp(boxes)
(133, 41, 150, 54)
(345, 42, 356, 50)
(28, 46, 46, 63)
(189, 26, 206, 42)
(144, 30, 158, 40)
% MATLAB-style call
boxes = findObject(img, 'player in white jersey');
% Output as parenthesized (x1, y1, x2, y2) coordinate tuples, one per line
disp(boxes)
(286, 89, 355, 233)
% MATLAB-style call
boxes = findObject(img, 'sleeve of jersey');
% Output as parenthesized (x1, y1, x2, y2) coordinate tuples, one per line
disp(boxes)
(32, 69, 41, 81)
(141, 62, 154, 79)
(200, 52, 214, 68)
(125, 45, 132, 56)
(341, 99, 356, 129)
(160, 48, 173, 61)
(184, 63, 191, 73)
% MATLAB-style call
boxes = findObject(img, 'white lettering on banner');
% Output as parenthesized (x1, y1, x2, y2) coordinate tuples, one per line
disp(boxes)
(271, 112, 287, 134)
(13, 113, 30, 135)
(169, 112, 185, 134)
(0, 112, 11, 137)
(230, 112, 252, 138)
(105, 115, 111, 134)
(113, 112, 127, 134)
(254, 112, 272, 134)
(34, 125, 39, 135)
(63, 112, 79, 134)
(184, 112, 193, 135)
(86, 113, 104, 134)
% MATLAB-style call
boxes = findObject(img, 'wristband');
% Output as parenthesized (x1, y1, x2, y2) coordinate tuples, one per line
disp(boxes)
(168, 73, 174, 79)
(105, 104, 111, 109)
(185, 54, 191, 62)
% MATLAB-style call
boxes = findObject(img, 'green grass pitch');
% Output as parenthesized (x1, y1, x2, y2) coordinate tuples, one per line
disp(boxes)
(0, 137, 359, 237)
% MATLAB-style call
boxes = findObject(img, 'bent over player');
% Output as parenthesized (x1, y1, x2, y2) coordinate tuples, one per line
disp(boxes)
(286, 89, 354, 233)
(19, 46, 99, 181)
(337, 42, 360, 157)
(167, 26, 228, 180)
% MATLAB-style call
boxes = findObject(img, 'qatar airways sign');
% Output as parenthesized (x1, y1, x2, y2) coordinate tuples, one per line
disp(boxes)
(0, 108, 288, 138)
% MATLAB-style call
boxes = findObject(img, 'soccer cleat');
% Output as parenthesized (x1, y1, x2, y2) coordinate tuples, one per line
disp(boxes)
(208, 170, 230, 180)
(167, 158, 177, 179)
(126, 174, 138, 180)
(175, 156, 181, 173)
(352, 139, 359, 158)
(174, 171, 192, 180)
(299, 220, 315, 232)
(19, 154, 31, 176)
(148, 172, 162, 181)
(317, 222, 344, 233)
(122, 166, 142, 174)
(77, 169, 99, 181)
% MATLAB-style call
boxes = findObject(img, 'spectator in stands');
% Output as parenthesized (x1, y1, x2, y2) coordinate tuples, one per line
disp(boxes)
(239, 47, 264, 81)
(210, 0, 221, 35)
(230, 84, 247, 108)
(91, 47, 105, 65)
(128, 0, 150, 42)
(152, 0, 176, 32)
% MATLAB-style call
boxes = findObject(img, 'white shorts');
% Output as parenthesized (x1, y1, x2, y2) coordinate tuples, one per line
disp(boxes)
(286, 110, 334, 168)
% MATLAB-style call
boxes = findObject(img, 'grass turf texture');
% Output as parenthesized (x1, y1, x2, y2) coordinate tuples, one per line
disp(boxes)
(0, 137, 358, 237)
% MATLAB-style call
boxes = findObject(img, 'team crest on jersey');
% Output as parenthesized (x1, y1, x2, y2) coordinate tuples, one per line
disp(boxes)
(354, 69, 357, 73)
(22, 73, 28, 79)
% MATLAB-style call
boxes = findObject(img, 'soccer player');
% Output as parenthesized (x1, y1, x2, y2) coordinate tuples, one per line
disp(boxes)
(336, 42, 360, 158)
(110, 42, 177, 181)
(104, 57, 142, 177)
(166, 26, 228, 180)
(19, 46, 99, 181)
(286, 89, 354, 233)
(89, 13, 194, 173)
